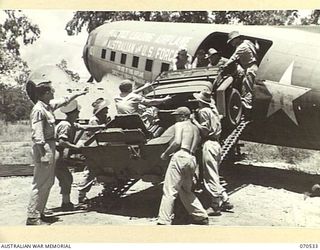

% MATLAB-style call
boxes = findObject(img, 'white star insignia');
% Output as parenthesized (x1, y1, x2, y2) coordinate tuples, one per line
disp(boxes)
(265, 61, 310, 126)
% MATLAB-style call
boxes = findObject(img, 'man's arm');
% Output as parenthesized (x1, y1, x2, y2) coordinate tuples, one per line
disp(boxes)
(51, 87, 89, 110)
(141, 95, 171, 106)
(192, 110, 211, 138)
(133, 82, 153, 94)
(57, 138, 80, 150)
(160, 123, 182, 160)
(31, 110, 46, 156)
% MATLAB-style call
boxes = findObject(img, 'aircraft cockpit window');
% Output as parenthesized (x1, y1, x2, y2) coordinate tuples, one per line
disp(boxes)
(101, 49, 106, 59)
(145, 59, 153, 72)
(132, 56, 139, 68)
(110, 51, 116, 62)
(120, 53, 127, 65)
(161, 63, 170, 73)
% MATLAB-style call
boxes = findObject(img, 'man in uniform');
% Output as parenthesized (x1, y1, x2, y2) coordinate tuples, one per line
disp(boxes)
(171, 48, 193, 70)
(191, 49, 209, 68)
(26, 73, 88, 225)
(115, 80, 171, 130)
(55, 100, 82, 211)
(223, 31, 259, 111)
(157, 107, 209, 225)
(192, 90, 233, 215)
(206, 48, 227, 68)
(78, 98, 110, 204)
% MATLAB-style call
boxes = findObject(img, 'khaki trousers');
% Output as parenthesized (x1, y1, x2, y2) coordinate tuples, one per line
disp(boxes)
(158, 150, 208, 225)
(202, 140, 227, 205)
(27, 141, 56, 219)
(242, 64, 258, 109)
(55, 152, 73, 195)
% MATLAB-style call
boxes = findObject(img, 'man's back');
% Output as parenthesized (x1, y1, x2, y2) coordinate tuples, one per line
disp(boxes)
(178, 120, 201, 154)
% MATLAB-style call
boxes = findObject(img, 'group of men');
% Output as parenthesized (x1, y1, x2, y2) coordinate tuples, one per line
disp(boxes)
(171, 30, 259, 110)
(157, 90, 233, 225)
(25, 30, 258, 226)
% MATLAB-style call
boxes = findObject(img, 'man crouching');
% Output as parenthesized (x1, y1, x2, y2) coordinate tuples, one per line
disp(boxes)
(157, 107, 208, 225)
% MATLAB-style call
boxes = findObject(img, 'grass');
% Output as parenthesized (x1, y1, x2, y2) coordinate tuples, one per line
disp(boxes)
(243, 142, 320, 174)
(0, 120, 319, 174)
(0, 120, 31, 142)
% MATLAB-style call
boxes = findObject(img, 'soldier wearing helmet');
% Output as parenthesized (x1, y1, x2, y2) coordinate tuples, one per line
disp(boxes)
(26, 68, 88, 225)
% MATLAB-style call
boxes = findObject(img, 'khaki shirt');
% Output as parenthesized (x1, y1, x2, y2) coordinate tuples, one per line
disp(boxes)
(227, 40, 257, 69)
(114, 92, 146, 115)
(30, 98, 70, 144)
(198, 106, 221, 140)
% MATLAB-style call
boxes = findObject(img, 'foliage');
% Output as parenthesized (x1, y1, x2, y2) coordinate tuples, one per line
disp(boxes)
(56, 59, 80, 82)
(0, 10, 40, 56)
(219, 10, 299, 25)
(0, 83, 33, 123)
(0, 10, 40, 122)
(64, 10, 320, 36)
(65, 11, 212, 35)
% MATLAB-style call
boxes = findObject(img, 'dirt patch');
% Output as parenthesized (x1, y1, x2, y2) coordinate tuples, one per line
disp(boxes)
(1, 163, 319, 227)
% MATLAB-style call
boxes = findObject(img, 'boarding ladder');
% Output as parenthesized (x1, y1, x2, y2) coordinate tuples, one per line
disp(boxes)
(220, 118, 251, 164)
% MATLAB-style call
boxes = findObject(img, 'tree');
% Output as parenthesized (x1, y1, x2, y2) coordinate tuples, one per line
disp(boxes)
(211, 10, 299, 25)
(56, 59, 80, 82)
(0, 10, 40, 122)
(65, 11, 213, 35)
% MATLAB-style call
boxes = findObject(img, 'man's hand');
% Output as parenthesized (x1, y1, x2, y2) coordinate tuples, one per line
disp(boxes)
(219, 65, 226, 71)
(160, 152, 168, 161)
(80, 87, 89, 96)
(37, 144, 46, 157)
(163, 95, 172, 102)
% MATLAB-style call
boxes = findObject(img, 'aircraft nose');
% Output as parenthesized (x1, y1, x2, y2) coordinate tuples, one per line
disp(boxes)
(83, 45, 90, 74)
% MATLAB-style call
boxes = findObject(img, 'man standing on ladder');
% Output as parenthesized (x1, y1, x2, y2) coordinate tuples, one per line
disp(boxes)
(223, 31, 259, 115)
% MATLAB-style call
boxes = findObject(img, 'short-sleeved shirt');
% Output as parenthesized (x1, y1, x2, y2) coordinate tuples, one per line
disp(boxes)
(114, 92, 145, 115)
(30, 98, 70, 144)
(55, 120, 77, 155)
(227, 40, 257, 69)
(198, 106, 221, 140)
(56, 121, 76, 143)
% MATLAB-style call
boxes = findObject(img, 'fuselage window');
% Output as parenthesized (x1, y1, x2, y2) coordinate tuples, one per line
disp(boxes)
(132, 56, 139, 68)
(120, 53, 127, 65)
(160, 62, 170, 73)
(101, 49, 106, 59)
(145, 59, 153, 72)
(110, 51, 116, 62)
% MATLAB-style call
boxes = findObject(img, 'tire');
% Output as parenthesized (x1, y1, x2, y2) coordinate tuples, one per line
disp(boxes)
(226, 88, 242, 127)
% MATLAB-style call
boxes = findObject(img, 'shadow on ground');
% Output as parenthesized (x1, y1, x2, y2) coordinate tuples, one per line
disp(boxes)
(80, 162, 320, 224)
(221, 162, 320, 195)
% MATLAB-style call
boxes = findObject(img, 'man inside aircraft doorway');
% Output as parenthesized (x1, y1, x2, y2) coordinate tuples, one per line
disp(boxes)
(171, 48, 193, 70)
(223, 31, 259, 112)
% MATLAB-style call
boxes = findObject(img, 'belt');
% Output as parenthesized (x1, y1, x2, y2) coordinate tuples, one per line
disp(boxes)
(181, 148, 195, 156)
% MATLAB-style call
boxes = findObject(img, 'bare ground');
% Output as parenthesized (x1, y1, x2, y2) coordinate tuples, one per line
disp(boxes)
(0, 161, 319, 227)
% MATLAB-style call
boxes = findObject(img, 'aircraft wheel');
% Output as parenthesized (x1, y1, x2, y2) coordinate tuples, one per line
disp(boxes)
(226, 88, 242, 126)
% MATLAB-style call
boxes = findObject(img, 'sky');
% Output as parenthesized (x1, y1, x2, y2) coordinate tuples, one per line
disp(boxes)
(19, 10, 90, 79)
